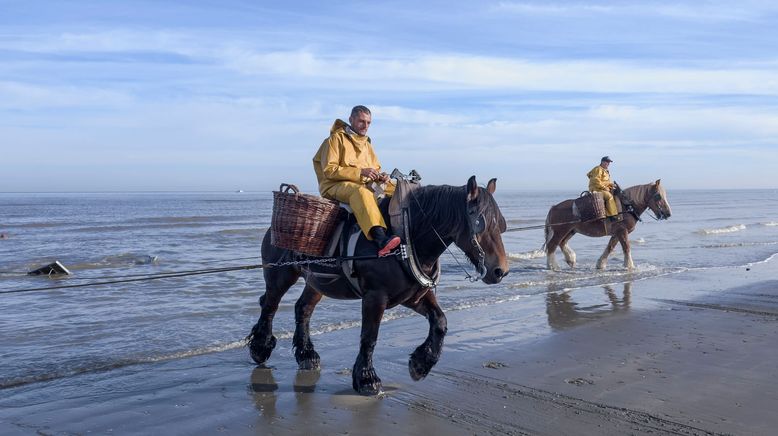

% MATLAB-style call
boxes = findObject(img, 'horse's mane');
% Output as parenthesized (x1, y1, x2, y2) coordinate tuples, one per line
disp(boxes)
(623, 183, 654, 205)
(409, 184, 502, 237)
(409, 185, 468, 236)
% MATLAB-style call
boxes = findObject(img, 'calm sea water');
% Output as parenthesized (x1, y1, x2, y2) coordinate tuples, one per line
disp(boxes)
(1, 188, 777, 388)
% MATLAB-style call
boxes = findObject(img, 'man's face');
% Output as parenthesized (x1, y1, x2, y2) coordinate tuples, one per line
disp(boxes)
(349, 112, 371, 136)
(601, 161, 610, 169)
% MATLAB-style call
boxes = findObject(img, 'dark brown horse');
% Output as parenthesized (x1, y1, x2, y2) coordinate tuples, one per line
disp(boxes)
(247, 176, 509, 395)
(544, 180, 671, 271)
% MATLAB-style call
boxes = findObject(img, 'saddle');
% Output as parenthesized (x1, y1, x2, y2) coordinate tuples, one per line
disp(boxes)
(304, 169, 440, 297)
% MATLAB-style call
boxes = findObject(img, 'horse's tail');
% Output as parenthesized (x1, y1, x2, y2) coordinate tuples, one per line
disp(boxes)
(541, 214, 553, 252)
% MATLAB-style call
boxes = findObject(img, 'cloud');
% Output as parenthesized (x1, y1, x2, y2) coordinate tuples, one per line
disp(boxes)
(493, 1, 777, 22)
(220, 50, 778, 95)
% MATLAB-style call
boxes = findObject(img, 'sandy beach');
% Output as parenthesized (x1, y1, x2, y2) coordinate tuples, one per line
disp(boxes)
(2, 257, 778, 435)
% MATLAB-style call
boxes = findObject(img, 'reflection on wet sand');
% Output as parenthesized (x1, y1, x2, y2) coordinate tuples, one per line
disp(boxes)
(249, 367, 279, 418)
(249, 367, 322, 417)
(546, 282, 632, 330)
(293, 369, 321, 394)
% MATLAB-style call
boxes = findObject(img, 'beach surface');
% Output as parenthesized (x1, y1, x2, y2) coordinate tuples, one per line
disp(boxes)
(2, 258, 778, 435)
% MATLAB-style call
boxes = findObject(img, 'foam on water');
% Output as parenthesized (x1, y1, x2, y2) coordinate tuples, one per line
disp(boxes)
(697, 224, 746, 234)
(508, 249, 546, 260)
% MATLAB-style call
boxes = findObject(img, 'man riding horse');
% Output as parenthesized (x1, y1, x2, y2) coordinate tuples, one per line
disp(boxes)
(312, 105, 402, 256)
(587, 156, 620, 222)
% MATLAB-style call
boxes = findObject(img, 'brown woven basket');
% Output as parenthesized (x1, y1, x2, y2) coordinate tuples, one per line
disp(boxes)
(573, 191, 607, 222)
(271, 183, 342, 256)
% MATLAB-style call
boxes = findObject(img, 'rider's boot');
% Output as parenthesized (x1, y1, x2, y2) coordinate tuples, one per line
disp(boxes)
(369, 226, 401, 257)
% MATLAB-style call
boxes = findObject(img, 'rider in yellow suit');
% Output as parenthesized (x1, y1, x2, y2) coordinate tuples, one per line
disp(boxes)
(313, 105, 400, 256)
(587, 156, 619, 221)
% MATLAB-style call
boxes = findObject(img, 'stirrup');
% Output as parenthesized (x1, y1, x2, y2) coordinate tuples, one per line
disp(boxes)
(378, 236, 401, 257)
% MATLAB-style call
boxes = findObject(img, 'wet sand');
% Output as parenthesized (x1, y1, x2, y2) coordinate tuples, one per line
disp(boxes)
(2, 259, 778, 435)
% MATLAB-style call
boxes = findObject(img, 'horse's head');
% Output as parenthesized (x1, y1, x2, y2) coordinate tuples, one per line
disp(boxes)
(455, 176, 510, 284)
(647, 179, 672, 220)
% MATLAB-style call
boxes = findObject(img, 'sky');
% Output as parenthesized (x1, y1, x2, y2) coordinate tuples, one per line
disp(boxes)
(2, 0, 777, 192)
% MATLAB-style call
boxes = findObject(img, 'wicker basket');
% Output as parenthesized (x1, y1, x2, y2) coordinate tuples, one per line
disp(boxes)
(573, 191, 607, 222)
(271, 183, 342, 256)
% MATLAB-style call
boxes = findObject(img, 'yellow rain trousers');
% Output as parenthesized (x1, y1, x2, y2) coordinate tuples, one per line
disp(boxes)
(313, 119, 395, 238)
(587, 165, 618, 217)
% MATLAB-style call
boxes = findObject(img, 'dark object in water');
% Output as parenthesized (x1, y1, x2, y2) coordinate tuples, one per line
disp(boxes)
(28, 261, 71, 276)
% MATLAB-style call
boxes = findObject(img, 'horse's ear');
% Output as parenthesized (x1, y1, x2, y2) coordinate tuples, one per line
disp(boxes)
(467, 176, 479, 201)
(655, 179, 661, 186)
(487, 178, 497, 194)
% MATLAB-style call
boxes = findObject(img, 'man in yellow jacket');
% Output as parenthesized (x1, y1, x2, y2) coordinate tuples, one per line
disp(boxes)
(313, 105, 401, 256)
(587, 156, 619, 221)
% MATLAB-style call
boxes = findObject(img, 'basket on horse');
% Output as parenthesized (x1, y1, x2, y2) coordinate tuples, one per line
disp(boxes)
(270, 183, 342, 256)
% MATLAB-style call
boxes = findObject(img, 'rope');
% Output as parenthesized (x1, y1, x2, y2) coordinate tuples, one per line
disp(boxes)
(1, 264, 262, 295)
(0, 250, 401, 295)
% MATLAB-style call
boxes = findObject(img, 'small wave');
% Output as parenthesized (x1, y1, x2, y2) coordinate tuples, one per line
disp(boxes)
(634, 237, 646, 244)
(701, 241, 778, 249)
(762, 222, 778, 227)
(508, 250, 546, 260)
(0, 340, 247, 389)
(697, 224, 746, 235)
(216, 228, 264, 236)
(66, 253, 160, 270)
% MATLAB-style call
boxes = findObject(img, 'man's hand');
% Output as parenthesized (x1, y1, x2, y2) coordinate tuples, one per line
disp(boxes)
(360, 168, 380, 181)
(377, 172, 390, 183)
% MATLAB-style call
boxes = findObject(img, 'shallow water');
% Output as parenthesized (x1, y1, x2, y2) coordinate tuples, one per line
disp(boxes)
(1, 188, 777, 388)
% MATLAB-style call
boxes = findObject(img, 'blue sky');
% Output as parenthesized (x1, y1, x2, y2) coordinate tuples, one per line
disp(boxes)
(2, 0, 777, 192)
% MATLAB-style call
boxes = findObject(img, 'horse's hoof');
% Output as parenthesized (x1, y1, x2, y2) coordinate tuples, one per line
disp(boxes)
(357, 381, 384, 396)
(408, 346, 437, 381)
(249, 335, 277, 365)
(295, 347, 321, 370)
(352, 366, 383, 396)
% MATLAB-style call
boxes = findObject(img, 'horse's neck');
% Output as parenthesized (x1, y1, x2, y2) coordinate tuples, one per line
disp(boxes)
(408, 187, 463, 262)
(623, 184, 651, 215)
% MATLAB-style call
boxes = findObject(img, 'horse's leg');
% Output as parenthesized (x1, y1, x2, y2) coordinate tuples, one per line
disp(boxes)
(352, 294, 387, 395)
(596, 236, 619, 270)
(545, 226, 562, 271)
(403, 290, 447, 381)
(559, 231, 577, 269)
(617, 230, 635, 269)
(293, 283, 322, 370)
(247, 263, 300, 365)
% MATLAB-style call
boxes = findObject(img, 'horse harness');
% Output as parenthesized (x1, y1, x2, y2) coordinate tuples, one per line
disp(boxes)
(300, 175, 443, 298)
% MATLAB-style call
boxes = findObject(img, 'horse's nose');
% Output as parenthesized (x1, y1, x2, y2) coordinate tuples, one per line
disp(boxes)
(494, 268, 508, 279)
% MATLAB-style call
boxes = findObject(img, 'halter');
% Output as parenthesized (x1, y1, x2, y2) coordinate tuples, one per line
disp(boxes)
(467, 207, 487, 282)
(646, 191, 669, 221)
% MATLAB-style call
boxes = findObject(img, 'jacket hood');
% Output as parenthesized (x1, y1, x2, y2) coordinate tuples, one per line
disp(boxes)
(330, 119, 349, 135)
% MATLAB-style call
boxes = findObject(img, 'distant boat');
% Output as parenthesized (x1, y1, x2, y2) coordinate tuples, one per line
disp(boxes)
(236, 189, 244, 193)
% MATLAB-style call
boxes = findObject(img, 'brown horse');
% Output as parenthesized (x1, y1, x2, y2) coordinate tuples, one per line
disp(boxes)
(544, 180, 671, 271)
(247, 176, 509, 395)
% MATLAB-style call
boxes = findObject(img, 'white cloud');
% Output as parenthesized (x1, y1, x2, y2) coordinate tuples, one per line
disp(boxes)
(494, 1, 777, 22)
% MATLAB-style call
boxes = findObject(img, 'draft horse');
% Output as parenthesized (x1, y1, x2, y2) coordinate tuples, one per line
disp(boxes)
(247, 176, 509, 395)
(545, 179, 672, 271)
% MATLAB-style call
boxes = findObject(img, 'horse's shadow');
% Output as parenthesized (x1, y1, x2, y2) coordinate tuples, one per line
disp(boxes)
(545, 282, 632, 330)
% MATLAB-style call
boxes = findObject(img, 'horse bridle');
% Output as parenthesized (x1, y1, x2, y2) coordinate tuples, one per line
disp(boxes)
(467, 207, 487, 282)
(648, 191, 669, 220)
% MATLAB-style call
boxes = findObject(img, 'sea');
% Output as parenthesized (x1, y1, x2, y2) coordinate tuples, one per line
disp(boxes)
(1, 188, 777, 390)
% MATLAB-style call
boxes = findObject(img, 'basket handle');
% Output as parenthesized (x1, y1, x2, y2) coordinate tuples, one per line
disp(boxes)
(279, 183, 300, 194)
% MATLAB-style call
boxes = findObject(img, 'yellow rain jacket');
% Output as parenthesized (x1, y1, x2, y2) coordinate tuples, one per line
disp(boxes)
(312, 119, 395, 238)
(587, 165, 617, 217)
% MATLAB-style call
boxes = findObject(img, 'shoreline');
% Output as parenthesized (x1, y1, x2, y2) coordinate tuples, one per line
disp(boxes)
(2, 259, 778, 435)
